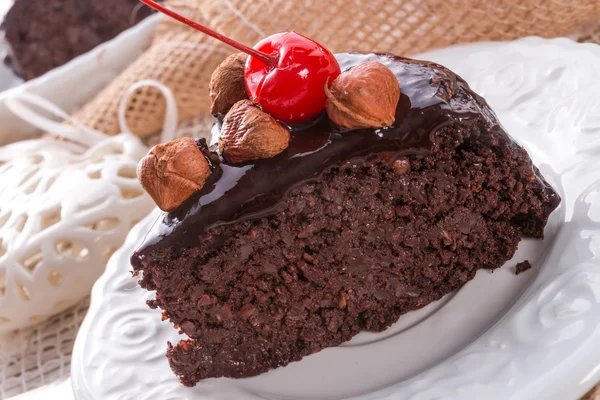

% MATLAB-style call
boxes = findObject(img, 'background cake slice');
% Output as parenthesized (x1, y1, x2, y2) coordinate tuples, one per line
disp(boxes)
(2, 0, 155, 80)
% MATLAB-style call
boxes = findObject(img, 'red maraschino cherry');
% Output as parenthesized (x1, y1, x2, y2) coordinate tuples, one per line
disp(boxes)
(246, 32, 340, 124)
(140, 0, 341, 125)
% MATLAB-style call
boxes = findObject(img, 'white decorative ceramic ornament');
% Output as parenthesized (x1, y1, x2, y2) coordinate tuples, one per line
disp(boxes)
(0, 82, 177, 333)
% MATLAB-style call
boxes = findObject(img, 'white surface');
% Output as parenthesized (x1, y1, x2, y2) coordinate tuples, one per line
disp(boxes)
(10, 377, 74, 400)
(71, 37, 600, 399)
(0, 0, 12, 17)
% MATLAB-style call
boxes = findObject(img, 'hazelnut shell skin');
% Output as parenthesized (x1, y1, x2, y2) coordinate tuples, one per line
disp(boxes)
(209, 53, 249, 116)
(218, 100, 290, 164)
(325, 61, 400, 129)
(137, 137, 212, 212)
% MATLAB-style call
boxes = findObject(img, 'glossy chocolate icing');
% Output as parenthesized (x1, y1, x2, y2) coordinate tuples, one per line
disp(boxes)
(132, 52, 501, 264)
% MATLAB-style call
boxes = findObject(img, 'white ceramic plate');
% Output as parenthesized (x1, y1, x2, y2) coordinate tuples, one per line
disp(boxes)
(71, 37, 600, 400)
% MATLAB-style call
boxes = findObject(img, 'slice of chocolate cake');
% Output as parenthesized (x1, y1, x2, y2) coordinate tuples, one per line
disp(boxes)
(1, 0, 155, 80)
(131, 52, 560, 386)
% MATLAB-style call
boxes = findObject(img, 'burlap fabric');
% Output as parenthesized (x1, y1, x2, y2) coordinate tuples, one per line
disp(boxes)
(577, 18, 600, 44)
(73, 0, 600, 139)
(4, 1, 600, 398)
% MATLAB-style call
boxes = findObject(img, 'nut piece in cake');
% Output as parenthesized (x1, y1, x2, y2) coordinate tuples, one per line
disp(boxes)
(209, 52, 249, 115)
(325, 61, 400, 129)
(218, 100, 290, 164)
(137, 137, 212, 212)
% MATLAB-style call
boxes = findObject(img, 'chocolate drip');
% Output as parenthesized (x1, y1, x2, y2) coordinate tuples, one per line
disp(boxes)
(132, 53, 498, 265)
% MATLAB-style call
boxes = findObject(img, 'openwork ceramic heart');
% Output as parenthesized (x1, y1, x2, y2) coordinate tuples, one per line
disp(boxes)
(0, 133, 153, 332)
(0, 84, 177, 333)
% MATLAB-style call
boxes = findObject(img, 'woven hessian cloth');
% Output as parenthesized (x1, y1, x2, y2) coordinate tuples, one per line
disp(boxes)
(72, 0, 600, 138)
(2, 0, 600, 398)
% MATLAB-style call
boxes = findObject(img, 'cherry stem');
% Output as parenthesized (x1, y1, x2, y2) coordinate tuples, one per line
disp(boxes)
(140, 0, 277, 66)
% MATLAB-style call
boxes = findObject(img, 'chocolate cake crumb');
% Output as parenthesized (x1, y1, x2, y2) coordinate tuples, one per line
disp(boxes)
(138, 121, 559, 385)
(515, 260, 533, 275)
(131, 53, 560, 386)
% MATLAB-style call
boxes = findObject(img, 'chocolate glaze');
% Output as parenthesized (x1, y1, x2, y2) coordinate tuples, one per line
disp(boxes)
(131, 53, 505, 265)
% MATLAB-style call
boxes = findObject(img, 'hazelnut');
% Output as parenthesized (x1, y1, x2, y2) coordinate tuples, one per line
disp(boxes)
(325, 61, 400, 129)
(137, 137, 212, 212)
(218, 100, 290, 164)
(393, 158, 410, 176)
(209, 53, 249, 115)
(338, 292, 348, 309)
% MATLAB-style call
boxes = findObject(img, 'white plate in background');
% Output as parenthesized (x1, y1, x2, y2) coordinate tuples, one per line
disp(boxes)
(0, 15, 159, 146)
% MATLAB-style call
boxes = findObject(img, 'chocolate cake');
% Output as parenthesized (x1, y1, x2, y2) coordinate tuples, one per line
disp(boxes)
(131, 53, 560, 386)
(1, 0, 154, 80)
